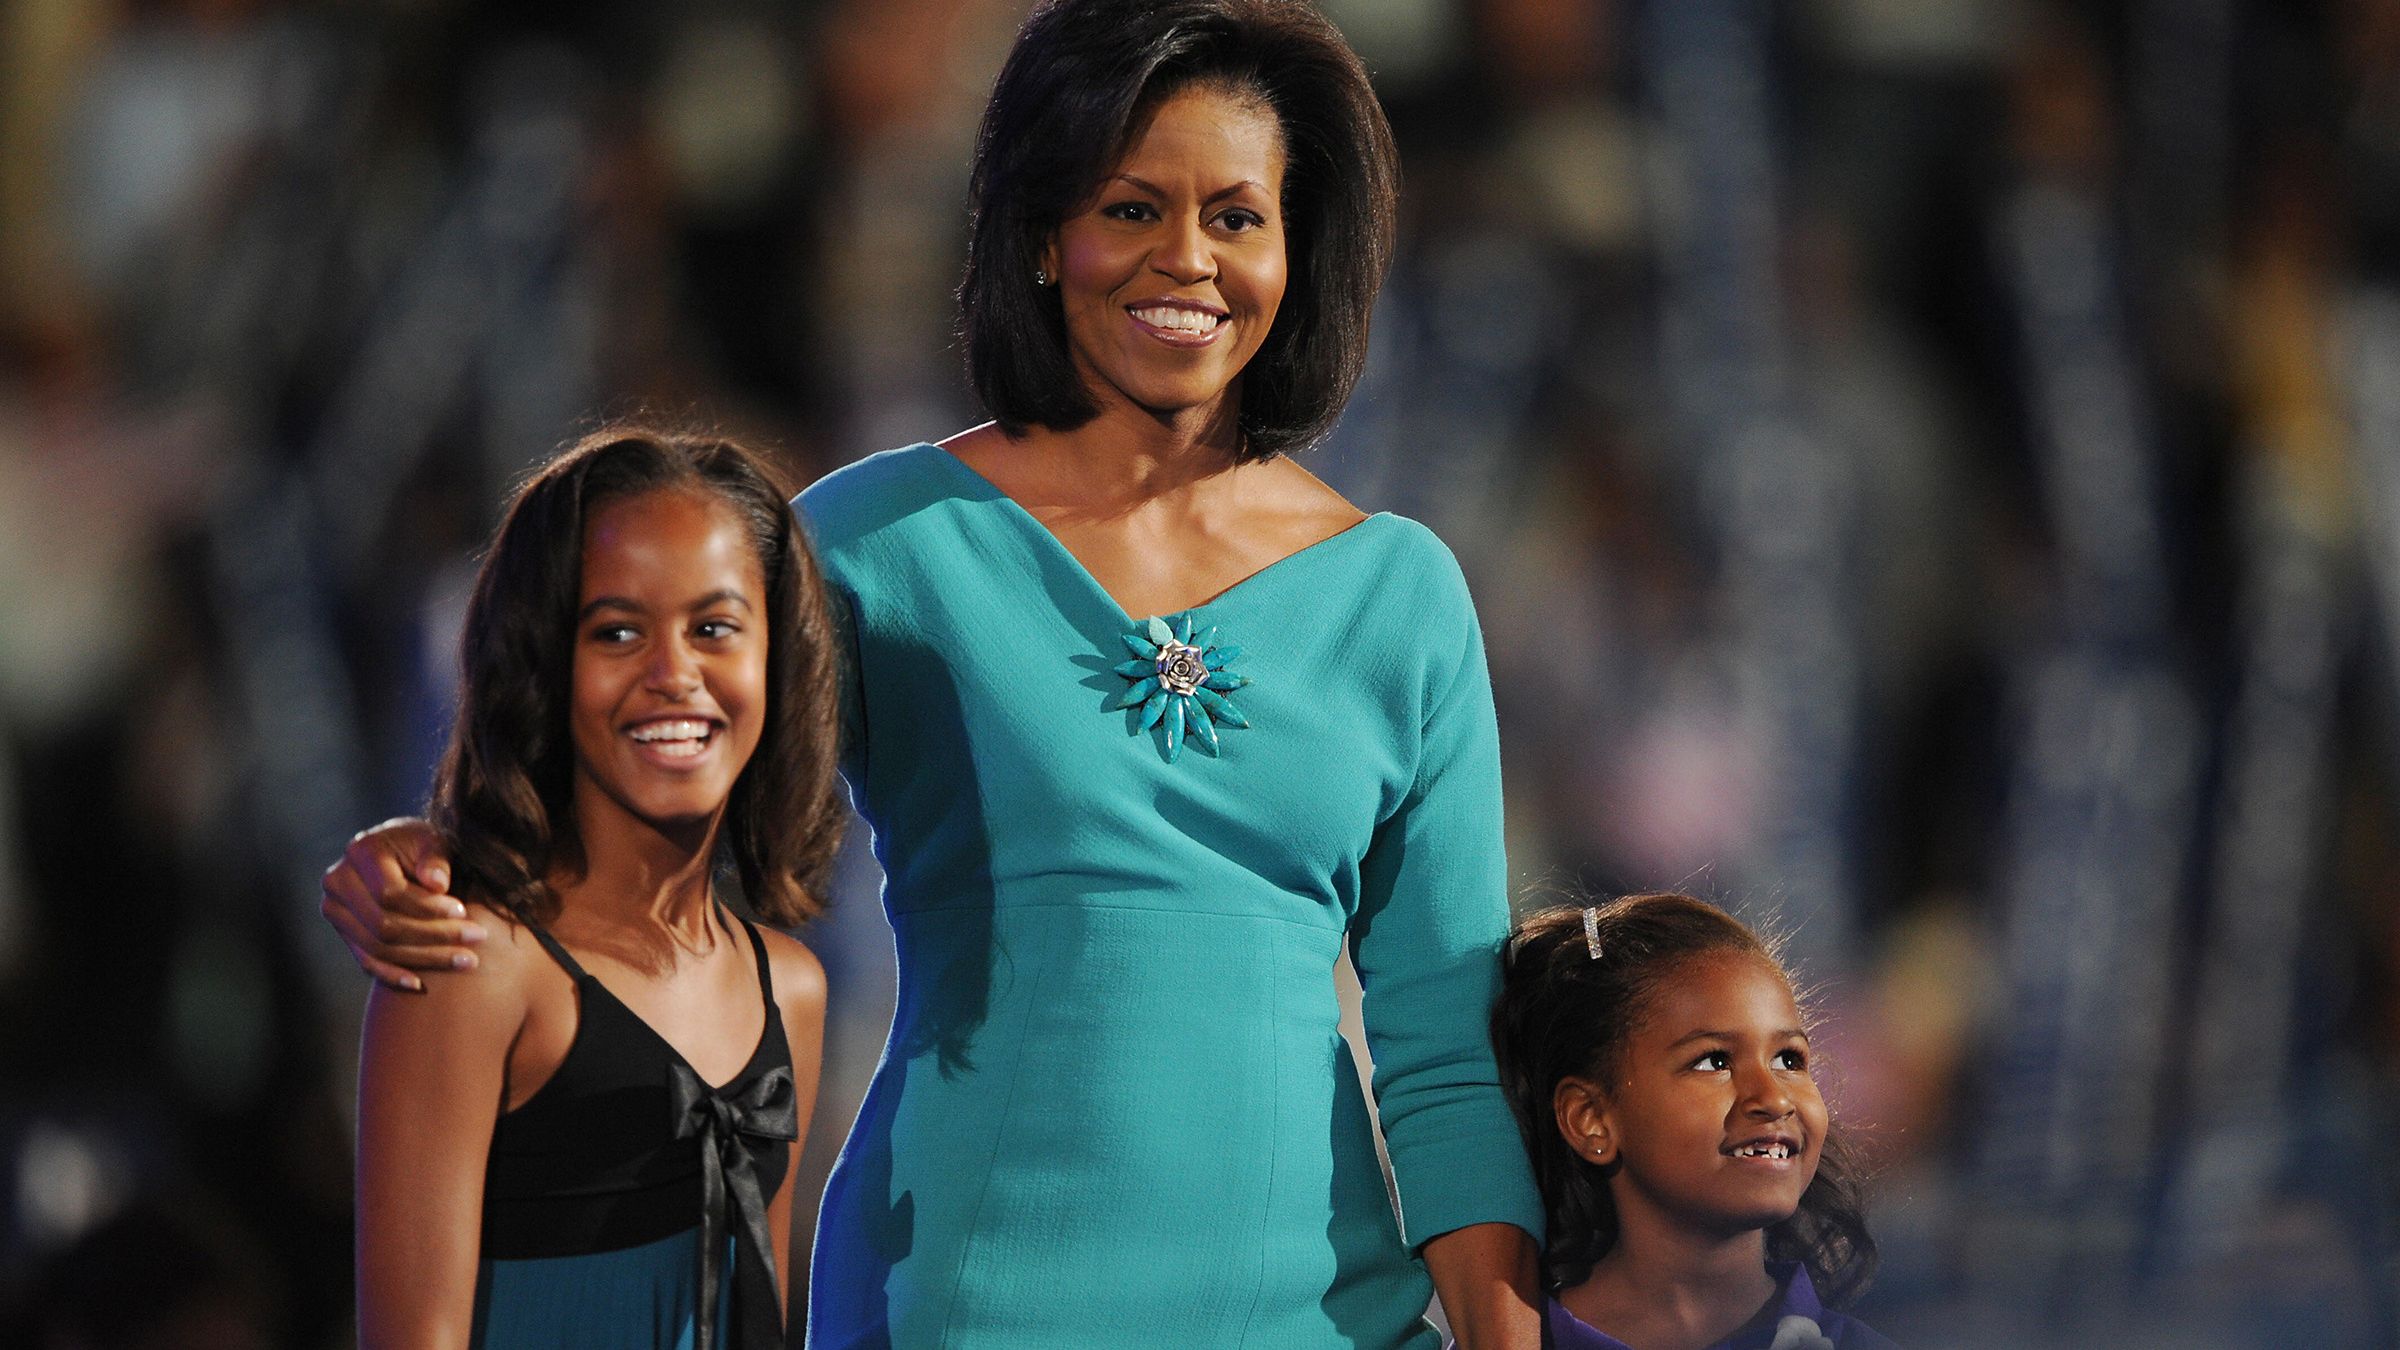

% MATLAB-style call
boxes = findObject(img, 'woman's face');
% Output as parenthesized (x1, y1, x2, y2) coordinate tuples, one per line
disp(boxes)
(1044, 81, 1289, 427)
(568, 488, 769, 845)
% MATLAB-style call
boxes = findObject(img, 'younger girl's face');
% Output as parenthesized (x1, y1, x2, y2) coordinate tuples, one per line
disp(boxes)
(569, 488, 768, 842)
(1564, 954, 1828, 1241)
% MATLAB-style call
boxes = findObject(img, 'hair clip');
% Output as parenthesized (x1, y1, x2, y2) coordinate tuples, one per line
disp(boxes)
(1583, 906, 1603, 961)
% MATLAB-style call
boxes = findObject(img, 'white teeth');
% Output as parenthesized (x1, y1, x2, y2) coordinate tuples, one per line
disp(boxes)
(1132, 306, 1222, 332)
(629, 719, 711, 743)
(1734, 1142, 1791, 1160)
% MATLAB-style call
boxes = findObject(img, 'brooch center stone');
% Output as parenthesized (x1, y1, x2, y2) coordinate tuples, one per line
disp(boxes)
(1155, 642, 1208, 696)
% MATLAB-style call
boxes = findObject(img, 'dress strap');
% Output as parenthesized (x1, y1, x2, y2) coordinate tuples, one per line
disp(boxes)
(734, 911, 776, 1007)
(521, 920, 592, 983)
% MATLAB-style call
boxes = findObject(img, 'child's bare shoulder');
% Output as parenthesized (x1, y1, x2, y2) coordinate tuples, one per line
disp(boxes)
(406, 900, 545, 1009)
(753, 926, 827, 1018)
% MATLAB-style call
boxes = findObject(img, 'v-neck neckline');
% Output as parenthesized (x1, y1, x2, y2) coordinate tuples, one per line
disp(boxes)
(922, 443, 1391, 627)
(532, 910, 775, 1099)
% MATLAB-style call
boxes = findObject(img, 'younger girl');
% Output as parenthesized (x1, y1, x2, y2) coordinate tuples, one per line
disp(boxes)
(1491, 894, 1894, 1350)
(355, 428, 846, 1349)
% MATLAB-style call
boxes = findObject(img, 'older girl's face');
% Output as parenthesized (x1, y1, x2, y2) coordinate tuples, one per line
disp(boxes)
(569, 489, 768, 842)
(1043, 82, 1288, 426)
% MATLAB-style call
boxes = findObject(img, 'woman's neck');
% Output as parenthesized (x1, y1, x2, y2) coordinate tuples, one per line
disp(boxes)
(1007, 396, 1247, 516)
(1562, 1227, 1778, 1350)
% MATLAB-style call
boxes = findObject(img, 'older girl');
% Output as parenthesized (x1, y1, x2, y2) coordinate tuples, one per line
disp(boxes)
(354, 430, 844, 1348)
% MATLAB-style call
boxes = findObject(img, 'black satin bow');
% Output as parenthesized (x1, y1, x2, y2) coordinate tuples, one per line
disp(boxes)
(669, 1060, 798, 1350)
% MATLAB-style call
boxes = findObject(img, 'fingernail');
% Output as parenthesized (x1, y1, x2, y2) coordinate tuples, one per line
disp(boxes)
(452, 952, 477, 970)
(405, 977, 424, 992)
(461, 924, 488, 943)
(430, 867, 451, 890)
(446, 900, 467, 919)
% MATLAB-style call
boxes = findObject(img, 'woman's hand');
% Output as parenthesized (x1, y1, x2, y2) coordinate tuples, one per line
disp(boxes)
(320, 818, 485, 991)
(1424, 1222, 1542, 1350)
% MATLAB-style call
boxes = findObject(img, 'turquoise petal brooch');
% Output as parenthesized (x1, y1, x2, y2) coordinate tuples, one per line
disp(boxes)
(1113, 614, 1251, 762)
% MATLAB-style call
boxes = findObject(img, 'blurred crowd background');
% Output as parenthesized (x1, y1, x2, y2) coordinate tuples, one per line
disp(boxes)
(0, 0, 2394, 1345)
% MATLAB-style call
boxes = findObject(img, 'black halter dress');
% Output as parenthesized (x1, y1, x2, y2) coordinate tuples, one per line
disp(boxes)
(471, 910, 796, 1350)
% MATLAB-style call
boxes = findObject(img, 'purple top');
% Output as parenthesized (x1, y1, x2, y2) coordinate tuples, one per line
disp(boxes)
(1540, 1263, 1898, 1350)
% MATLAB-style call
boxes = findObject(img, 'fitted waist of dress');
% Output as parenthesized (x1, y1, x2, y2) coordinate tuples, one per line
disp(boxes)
(881, 874, 1352, 927)
(880, 899, 1355, 1066)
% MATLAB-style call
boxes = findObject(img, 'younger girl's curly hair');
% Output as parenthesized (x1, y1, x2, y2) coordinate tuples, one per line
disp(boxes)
(1491, 893, 1878, 1303)
(429, 426, 845, 927)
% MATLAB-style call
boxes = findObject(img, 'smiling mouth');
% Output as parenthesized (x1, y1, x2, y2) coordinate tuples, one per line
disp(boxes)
(1127, 304, 1228, 344)
(626, 718, 718, 759)
(1728, 1141, 1795, 1161)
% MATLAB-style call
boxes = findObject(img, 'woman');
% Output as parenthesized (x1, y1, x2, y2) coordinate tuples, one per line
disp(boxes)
(326, 2, 1544, 1344)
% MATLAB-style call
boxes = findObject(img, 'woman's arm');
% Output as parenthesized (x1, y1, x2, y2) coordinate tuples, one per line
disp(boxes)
(322, 818, 487, 990)
(1347, 542, 1545, 1349)
(1423, 1223, 1541, 1349)
(355, 911, 527, 1348)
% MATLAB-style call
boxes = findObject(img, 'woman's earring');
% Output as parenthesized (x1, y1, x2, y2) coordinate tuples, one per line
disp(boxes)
(1034, 268, 1049, 286)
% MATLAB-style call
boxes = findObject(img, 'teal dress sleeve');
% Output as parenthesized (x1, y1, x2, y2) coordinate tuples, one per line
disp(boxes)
(1349, 549, 1546, 1251)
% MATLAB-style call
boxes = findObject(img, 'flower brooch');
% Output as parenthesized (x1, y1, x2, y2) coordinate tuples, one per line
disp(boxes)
(1114, 615, 1250, 762)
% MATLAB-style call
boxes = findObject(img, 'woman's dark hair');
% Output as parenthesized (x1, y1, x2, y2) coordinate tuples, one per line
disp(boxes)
(429, 426, 845, 927)
(1492, 893, 1878, 1304)
(961, 0, 1399, 459)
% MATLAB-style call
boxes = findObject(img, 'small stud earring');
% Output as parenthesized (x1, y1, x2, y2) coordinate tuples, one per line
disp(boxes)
(1035, 268, 1049, 286)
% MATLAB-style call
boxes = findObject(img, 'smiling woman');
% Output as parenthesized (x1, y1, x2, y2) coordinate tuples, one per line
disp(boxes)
(1039, 82, 1290, 424)
(961, 0, 1397, 461)
(789, 1, 1541, 1343)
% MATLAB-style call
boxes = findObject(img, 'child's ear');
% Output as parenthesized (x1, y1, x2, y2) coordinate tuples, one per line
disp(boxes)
(1553, 1075, 1617, 1167)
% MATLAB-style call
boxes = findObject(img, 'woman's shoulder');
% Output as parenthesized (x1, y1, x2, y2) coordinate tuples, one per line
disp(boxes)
(1357, 511, 1466, 581)
(1323, 513, 1478, 641)
(1263, 459, 1470, 601)
(792, 443, 959, 537)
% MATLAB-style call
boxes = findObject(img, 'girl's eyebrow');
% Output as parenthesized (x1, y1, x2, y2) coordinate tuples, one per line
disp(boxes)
(576, 589, 752, 621)
(1664, 1027, 1809, 1048)
(579, 595, 643, 620)
(686, 588, 754, 612)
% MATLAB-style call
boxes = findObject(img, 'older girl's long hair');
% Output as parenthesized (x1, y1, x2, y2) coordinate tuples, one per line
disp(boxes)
(1492, 893, 1878, 1303)
(429, 427, 844, 926)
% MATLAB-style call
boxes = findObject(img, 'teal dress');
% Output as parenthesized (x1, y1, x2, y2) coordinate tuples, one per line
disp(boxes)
(799, 445, 1542, 1348)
